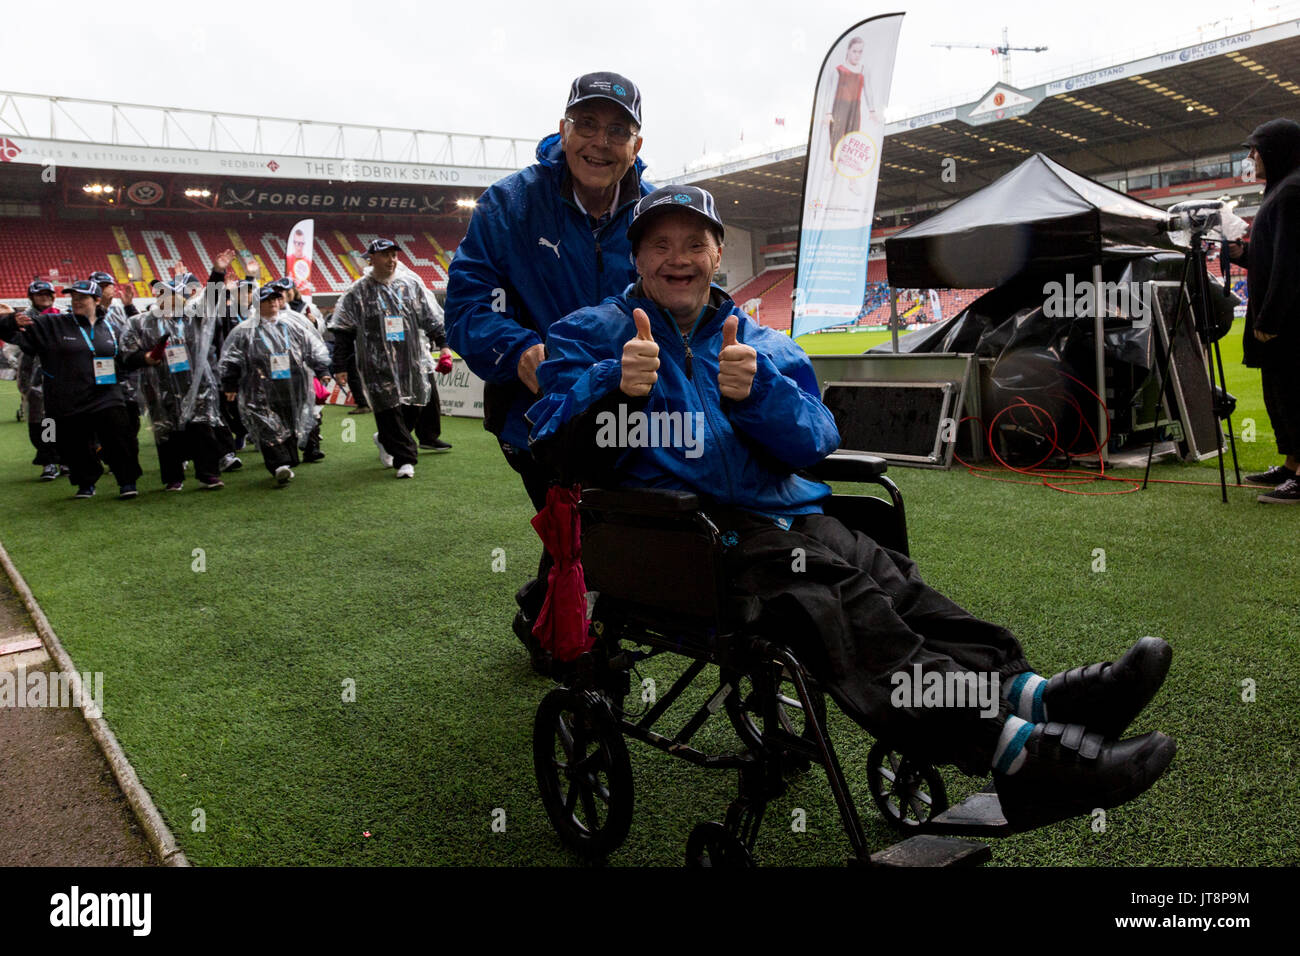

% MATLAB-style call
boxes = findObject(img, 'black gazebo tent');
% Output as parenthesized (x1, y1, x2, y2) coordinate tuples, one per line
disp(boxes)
(883, 153, 1175, 460)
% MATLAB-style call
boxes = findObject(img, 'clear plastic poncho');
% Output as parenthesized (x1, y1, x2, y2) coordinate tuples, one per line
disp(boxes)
(217, 312, 330, 448)
(132, 300, 224, 439)
(327, 264, 438, 411)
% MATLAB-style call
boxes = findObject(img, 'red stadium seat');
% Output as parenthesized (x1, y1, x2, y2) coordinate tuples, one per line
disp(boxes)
(0, 217, 469, 298)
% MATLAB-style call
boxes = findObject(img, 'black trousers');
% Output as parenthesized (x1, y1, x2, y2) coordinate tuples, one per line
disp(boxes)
(26, 392, 58, 466)
(346, 353, 369, 409)
(260, 438, 300, 474)
(56, 405, 142, 490)
(501, 442, 555, 622)
(1261, 365, 1300, 458)
(415, 375, 442, 443)
(375, 404, 421, 468)
(155, 422, 222, 484)
(717, 511, 1031, 775)
(26, 392, 58, 468)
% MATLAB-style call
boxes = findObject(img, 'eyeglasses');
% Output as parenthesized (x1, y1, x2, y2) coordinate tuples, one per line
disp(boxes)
(564, 115, 638, 146)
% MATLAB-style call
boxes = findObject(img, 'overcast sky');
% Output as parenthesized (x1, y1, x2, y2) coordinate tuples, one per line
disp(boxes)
(6, 0, 1296, 177)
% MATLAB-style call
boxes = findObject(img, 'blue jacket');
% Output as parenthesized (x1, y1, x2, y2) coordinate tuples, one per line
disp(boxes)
(528, 285, 840, 519)
(445, 132, 652, 449)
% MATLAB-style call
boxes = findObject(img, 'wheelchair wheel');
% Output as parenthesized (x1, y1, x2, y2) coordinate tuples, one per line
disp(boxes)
(533, 687, 634, 859)
(720, 667, 827, 752)
(685, 821, 753, 868)
(866, 742, 948, 831)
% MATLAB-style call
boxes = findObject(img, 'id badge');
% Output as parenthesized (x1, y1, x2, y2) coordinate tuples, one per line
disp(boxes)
(165, 343, 191, 372)
(93, 356, 116, 385)
(384, 314, 405, 342)
(270, 352, 291, 380)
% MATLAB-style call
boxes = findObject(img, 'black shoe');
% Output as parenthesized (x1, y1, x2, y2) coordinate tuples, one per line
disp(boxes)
(1043, 637, 1172, 739)
(303, 449, 326, 463)
(419, 439, 453, 452)
(39, 464, 59, 481)
(73, 485, 96, 499)
(219, 453, 243, 472)
(1257, 477, 1300, 504)
(994, 723, 1176, 829)
(118, 483, 138, 500)
(1244, 465, 1296, 487)
(512, 608, 553, 676)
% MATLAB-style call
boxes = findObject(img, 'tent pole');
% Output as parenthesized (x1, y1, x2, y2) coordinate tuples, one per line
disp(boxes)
(1093, 263, 1108, 465)
(890, 285, 899, 352)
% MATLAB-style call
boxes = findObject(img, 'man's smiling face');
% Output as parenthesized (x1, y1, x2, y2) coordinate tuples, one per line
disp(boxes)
(559, 99, 642, 202)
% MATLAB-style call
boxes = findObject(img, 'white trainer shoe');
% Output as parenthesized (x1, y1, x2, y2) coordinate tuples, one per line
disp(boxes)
(395, 463, 415, 479)
(373, 432, 394, 468)
(275, 465, 295, 485)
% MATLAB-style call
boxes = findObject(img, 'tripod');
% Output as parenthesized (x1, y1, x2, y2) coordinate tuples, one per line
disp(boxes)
(1142, 233, 1242, 502)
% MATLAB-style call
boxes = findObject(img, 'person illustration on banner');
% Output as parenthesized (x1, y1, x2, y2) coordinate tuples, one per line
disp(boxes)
(825, 36, 878, 163)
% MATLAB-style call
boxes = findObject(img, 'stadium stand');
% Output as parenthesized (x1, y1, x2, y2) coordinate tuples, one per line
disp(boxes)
(0, 218, 468, 298)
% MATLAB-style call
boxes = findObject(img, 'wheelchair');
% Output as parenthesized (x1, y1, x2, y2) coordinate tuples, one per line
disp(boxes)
(531, 452, 1019, 867)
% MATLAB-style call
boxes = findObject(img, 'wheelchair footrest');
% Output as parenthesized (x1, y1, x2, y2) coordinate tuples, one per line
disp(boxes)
(869, 834, 991, 868)
(925, 784, 1014, 836)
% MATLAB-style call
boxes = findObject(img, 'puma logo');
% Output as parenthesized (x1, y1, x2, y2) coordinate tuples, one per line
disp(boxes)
(538, 237, 561, 259)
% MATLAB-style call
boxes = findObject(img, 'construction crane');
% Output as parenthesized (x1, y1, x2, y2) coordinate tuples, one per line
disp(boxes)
(932, 26, 1048, 85)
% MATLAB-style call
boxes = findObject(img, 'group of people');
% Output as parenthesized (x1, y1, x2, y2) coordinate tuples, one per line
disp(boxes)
(0, 241, 454, 496)
(445, 70, 1181, 831)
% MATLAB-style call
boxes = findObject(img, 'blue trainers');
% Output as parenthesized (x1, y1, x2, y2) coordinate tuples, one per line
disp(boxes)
(74, 485, 96, 499)
(118, 483, 138, 500)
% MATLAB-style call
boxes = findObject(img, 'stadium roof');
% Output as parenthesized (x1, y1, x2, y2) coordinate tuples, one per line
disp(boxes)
(0, 92, 529, 189)
(670, 17, 1300, 233)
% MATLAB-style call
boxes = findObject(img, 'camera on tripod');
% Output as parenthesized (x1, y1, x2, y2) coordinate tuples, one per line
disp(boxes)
(1166, 199, 1248, 247)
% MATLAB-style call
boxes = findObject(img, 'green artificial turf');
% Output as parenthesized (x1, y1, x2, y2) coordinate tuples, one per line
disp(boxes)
(0, 322, 1294, 867)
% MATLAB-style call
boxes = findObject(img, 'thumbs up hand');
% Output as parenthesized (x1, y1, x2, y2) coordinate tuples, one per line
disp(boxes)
(620, 308, 660, 397)
(718, 315, 757, 401)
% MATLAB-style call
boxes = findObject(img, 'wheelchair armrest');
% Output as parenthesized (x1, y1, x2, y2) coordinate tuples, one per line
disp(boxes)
(806, 452, 889, 483)
(580, 487, 702, 515)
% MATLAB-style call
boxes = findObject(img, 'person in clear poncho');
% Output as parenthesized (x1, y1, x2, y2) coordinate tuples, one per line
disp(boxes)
(132, 278, 227, 490)
(218, 284, 330, 485)
(329, 239, 443, 479)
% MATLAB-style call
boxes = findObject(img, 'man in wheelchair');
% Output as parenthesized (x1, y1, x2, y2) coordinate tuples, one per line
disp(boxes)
(526, 185, 1176, 830)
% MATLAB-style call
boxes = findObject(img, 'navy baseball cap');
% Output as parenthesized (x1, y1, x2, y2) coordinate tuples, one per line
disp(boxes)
(258, 283, 285, 302)
(89, 271, 117, 287)
(566, 71, 641, 127)
(361, 238, 399, 256)
(27, 280, 55, 297)
(268, 276, 295, 291)
(65, 279, 102, 298)
(627, 186, 724, 250)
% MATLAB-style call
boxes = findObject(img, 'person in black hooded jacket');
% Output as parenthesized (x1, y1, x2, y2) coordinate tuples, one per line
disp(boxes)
(1231, 118, 1300, 502)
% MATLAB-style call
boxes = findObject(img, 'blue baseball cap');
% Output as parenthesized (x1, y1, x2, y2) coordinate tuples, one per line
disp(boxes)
(27, 280, 55, 297)
(64, 279, 103, 298)
(361, 238, 399, 256)
(258, 283, 286, 302)
(566, 71, 641, 127)
(88, 271, 117, 288)
(627, 185, 724, 251)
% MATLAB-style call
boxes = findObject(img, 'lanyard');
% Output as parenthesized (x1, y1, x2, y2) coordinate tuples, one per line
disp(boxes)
(376, 282, 405, 315)
(77, 319, 117, 358)
(158, 314, 185, 340)
(257, 319, 289, 353)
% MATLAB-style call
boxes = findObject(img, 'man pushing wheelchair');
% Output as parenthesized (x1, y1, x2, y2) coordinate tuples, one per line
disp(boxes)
(526, 185, 1176, 831)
